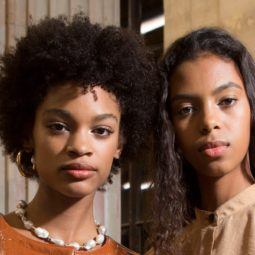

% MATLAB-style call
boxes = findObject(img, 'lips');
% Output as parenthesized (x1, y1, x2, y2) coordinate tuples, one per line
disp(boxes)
(198, 141, 230, 157)
(60, 163, 96, 179)
(60, 163, 96, 171)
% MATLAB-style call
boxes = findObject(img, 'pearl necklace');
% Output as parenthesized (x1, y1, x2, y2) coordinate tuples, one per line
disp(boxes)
(15, 200, 106, 251)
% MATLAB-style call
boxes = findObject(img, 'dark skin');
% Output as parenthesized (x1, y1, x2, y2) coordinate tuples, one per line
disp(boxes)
(5, 84, 122, 245)
(170, 53, 253, 211)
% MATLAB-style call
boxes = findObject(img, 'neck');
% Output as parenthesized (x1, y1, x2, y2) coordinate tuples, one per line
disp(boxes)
(26, 182, 97, 243)
(198, 165, 253, 211)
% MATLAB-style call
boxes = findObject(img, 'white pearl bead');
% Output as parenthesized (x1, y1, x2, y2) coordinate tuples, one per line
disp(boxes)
(34, 227, 49, 239)
(23, 220, 33, 229)
(17, 200, 27, 208)
(15, 208, 25, 216)
(66, 242, 80, 250)
(98, 225, 106, 235)
(84, 243, 92, 250)
(51, 238, 65, 246)
(15, 201, 107, 252)
(87, 239, 96, 248)
(96, 234, 105, 244)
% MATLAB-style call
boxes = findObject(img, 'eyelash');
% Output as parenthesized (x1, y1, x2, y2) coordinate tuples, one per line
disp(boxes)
(177, 106, 195, 116)
(47, 122, 114, 138)
(47, 122, 69, 134)
(91, 127, 114, 137)
(218, 97, 237, 106)
(177, 97, 238, 117)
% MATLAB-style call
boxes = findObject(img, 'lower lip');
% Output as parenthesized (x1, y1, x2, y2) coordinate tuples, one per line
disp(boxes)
(64, 169, 95, 179)
(201, 146, 228, 157)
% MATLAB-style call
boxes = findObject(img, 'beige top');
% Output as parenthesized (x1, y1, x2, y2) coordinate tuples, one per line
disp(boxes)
(179, 184, 255, 255)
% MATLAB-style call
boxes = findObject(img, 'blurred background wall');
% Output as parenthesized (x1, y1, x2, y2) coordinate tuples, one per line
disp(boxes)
(3, 0, 254, 253)
(164, 0, 255, 56)
(0, 0, 121, 242)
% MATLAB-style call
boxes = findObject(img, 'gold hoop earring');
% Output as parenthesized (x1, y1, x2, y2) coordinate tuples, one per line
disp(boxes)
(31, 156, 36, 171)
(16, 151, 26, 177)
(16, 151, 36, 178)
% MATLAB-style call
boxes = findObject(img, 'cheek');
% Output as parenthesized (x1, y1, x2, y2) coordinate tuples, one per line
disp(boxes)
(173, 119, 194, 151)
(35, 136, 66, 157)
(33, 133, 68, 169)
(229, 103, 251, 149)
(225, 97, 250, 132)
(95, 137, 119, 160)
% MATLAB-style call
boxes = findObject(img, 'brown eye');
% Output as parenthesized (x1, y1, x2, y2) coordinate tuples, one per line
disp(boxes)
(48, 122, 69, 133)
(219, 98, 237, 106)
(178, 106, 194, 116)
(92, 127, 113, 137)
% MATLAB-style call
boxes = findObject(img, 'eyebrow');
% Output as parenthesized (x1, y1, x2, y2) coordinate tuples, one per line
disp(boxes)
(43, 109, 118, 122)
(212, 82, 242, 95)
(93, 113, 118, 123)
(171, 82, 243, 103)
(44, 109, 72, 119)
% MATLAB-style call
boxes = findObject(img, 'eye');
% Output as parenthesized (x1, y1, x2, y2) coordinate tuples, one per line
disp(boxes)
(92, 127, 113, 137)
(177, 106, 195, 116)
(47, 122, 69, 133)
(219, 98, 237, 107)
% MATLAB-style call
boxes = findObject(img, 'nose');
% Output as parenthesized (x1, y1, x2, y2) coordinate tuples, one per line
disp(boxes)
(66, 130, 93, 158)
(199, 105, 220, 135)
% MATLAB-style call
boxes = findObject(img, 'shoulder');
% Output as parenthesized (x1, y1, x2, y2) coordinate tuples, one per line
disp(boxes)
(0, 213, 6, 231)
(0, 213, 11, 230)
(107, 237, 139, 255)
(1, 211, 23, 229)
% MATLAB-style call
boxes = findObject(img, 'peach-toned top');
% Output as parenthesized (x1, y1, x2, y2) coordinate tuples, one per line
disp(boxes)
(0, 215, 138, 255)
(178, 184, 255, 255)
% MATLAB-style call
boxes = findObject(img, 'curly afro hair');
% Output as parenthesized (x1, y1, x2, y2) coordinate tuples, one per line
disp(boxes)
(0, 14, 159, 177)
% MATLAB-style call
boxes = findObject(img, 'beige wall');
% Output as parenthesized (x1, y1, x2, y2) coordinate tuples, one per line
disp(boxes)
(0, 0, 121, 242)
(164, 0, 255, 56)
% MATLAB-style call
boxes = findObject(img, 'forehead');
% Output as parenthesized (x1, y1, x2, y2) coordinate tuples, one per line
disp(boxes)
(37, 83, 120, 117)
(169, 54, 244, 95)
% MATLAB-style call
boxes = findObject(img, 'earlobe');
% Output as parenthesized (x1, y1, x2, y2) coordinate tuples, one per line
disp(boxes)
(114, 134, 123, 159)
(114, 147, 122, 159)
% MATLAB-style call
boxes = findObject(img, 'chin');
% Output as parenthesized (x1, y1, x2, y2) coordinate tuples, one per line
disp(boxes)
(203, 170, 229, 178)
(60, 189, 95, 199)
(199, 163, 232, 179)
(59, 183, 99, 198)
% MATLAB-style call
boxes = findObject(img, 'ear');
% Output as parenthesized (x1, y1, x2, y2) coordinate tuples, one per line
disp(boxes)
(114, 135, 123, 159)
(114, 149, 121, 159)
(114, 144, 122, 159)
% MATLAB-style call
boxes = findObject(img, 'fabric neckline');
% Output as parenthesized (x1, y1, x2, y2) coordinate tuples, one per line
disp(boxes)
(195, 184, 255, 224)
(0, 213, 111, 253)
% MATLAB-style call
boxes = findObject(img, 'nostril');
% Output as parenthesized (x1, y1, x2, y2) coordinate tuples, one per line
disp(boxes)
(67, 150, 79, 158)
(67, 145, 92, 158)
(201, 127, 211, 135)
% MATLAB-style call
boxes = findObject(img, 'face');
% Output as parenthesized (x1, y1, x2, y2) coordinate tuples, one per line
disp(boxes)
(170, 54, 251, 179)
(30, 84, 121, 198)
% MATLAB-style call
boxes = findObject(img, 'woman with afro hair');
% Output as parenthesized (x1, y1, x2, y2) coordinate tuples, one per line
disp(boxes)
(0, 14, 159, 254)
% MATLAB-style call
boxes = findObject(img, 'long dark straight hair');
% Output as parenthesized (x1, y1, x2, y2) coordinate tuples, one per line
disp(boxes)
(152, 27, 255, 254)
